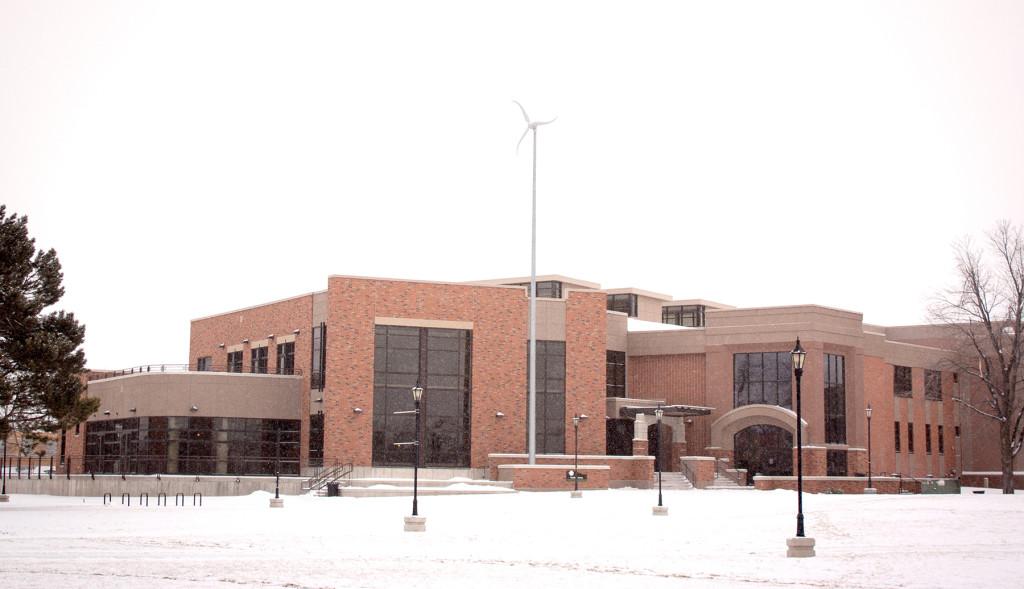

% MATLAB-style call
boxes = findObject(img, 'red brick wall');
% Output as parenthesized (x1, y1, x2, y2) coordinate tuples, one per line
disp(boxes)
(498, 464, 610, 490)
(189, 294, 314, 467)
(487, 453, 653, 484)
(628, 353, 707, 451)
(754, 476, 923, 494)
(324, 277, 606, 469)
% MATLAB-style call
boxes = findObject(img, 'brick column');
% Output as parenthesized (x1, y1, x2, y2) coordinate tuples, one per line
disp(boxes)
(632, 413, 649, 456)
(793, 445, 828, 477)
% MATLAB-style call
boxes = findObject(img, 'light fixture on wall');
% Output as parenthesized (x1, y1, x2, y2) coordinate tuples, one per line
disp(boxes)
(352, 407, 363, 414)
(129, 407, 137, 413)
(314, 397, 323, 403)
(579, 414, 588, 420)
(292, 329, 301, 335)
(218, 343, 225, 348)
(242, 338, 249, 344)
(102, 410, 111, 416)
(495, 411, 505, 418)
(268, 334, 275, 339)
(190, 405, 199, 412)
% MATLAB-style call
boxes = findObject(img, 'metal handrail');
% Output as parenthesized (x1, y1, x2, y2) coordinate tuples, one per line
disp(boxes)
(305, 462, 354, 491)
(87, 364, 304, 381)
(680, 460, 697, 487)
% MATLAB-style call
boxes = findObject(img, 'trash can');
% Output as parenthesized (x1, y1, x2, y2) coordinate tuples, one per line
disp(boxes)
(326, 482, 340, 497)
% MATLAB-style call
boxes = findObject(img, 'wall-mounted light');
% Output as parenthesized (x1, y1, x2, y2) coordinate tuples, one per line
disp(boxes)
(495, 411, 505, 418)
(190, 405, 199, 412)
(129, 407, 137, 413)
(579, 414, 588, 420)
(293, 329, 301, 335)
(242, 338, 249, 344)
(314, 397, 323, 403)
(218, 343, 226, 348)
(353, 407, 363, 414)
(267, 334, 275, 339)
(102, 410, 111, 416)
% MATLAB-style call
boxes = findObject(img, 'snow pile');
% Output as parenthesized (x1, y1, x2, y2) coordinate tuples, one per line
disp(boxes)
(0, 488, 1020, 588)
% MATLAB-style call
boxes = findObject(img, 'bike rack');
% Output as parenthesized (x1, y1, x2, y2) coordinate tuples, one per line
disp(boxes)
(175, 492, 185, 506)
(103, 492, 112, 505)
(121, 492, 130, 506)
(157, 492, 167, 506)
(139, 492, 149, 507)
(193, 492, 202, 506)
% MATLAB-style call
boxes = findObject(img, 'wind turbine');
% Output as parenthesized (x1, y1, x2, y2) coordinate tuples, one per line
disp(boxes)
(514, 100, 556, 466)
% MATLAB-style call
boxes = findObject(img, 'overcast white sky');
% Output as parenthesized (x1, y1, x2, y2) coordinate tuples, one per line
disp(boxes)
(2, 1, 1022, 369)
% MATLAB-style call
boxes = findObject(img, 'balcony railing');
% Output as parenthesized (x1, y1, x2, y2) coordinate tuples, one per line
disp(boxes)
(87, 364, 304, 381)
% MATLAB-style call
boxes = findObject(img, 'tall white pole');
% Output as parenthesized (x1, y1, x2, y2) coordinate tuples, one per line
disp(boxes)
(528, 127, 537, 465)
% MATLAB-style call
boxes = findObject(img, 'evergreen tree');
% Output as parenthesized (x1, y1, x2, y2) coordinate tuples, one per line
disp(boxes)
(0, 205, 97, 448)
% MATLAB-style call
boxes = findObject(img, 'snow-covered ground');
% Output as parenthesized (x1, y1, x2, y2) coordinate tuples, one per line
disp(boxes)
(0, 488, 1020, 588)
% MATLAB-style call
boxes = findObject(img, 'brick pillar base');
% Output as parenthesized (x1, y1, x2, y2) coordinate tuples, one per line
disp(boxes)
(793, 446, 828, 476)
(633, 440, 649, 456)
(670, 442, 687, 472)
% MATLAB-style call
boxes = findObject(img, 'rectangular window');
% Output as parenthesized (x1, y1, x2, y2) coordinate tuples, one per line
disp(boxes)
(227, 351, 243, 373)
(308, 413, 324, 467)
(925, 369, 942, 401)
(733, 352, 793, 409)
(196, 356, 212, 371)
(925, 424, 932, 454)
(606, 350, 626, 398)
(894, 366, 912, 397)
(528, 340, 566, 454)
(515, 280, 563, 299)
(907, 422, 915, 453)
(311, 322, 326, 391)
(606, 294, 638, 317)
(826, 449, 847, 476)
(938, 425, 944, 454)
(824, 354, 846, 444)
(661, 305, 706, 327)
(276, 342, 295, 375)
(894, 421, 901, 453)
(250, 346, 268, 374)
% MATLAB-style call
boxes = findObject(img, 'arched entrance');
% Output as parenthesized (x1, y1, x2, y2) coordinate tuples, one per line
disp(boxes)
(733, 424, 793, 482)
(647, 423, 673, 472)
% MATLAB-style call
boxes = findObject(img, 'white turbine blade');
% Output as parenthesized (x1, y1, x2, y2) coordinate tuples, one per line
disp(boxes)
(515, 127, 529, 154)
(534, 116, 557, 126)
(513, 100, 531, 124)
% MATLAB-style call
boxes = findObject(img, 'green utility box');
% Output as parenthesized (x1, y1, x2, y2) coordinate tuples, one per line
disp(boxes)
(920, 479, 960, 494)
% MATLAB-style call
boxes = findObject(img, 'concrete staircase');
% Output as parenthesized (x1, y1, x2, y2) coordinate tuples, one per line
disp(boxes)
(657, 472, 694, 490)
(316, 476, 515, 498)
(707, 469, 754, 490)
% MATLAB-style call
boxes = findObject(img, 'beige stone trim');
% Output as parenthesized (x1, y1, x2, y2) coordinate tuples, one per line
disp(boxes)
(273, 334, 296, 344)
(709, 404, 809, 452)
(249, 339, 269, 349)
(226, 344, 243, 353)
(375, 317, 473, 330)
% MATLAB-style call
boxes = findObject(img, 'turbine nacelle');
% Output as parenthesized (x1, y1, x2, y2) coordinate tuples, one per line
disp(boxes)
(514, 100, 556, 153)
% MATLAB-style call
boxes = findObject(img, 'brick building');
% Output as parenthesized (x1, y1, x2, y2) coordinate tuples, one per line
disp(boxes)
(63, 274, 1019, 489)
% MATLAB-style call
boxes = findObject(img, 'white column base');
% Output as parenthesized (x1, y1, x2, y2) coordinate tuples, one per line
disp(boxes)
(652, 505, 669, 516)
(0, 494, 9, 503)
(863, 487, 878, 494)
(404, 515, 426, 532)
(786, 537, 816, 557)
(269, 497, 284, 508)
(570, 490, 583, 498)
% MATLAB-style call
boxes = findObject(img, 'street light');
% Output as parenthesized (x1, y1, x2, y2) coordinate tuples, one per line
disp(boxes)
(865, 404, 875, 493)
(652, 407, 667, 516)
(571, 414, 582, 498)
(399, 384, 426, 531)
(787, 338, 814, 557)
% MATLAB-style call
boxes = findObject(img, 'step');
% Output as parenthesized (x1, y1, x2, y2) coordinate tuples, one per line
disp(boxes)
(342, 477, 513, 489)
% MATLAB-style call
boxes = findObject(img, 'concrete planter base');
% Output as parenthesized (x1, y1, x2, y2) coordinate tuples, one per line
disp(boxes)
(404, 515, 426, 532)
(570, 490, 583, 499)
(269, 498, 284, 508)
(863, 487, 878, 494)
(786, 537, 816, 557)
(0, 494, 9, 502)
(652, 505, 669, 516)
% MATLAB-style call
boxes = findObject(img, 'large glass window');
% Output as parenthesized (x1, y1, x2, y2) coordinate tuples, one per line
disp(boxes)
(276, 342, 295, 375)
(372, 325, 472, 467)
(894, 365, 912, 397)
(250, 346, 268, 374)
(83, 416, 300, 476)
(311, 322, 326, 391)
(733, 352, 792, 409)
(515, 280, 563, 299)
(925, 424, 933, 454)
(826, 450, 847, 476)
(924, 369, 942, 401)
(894, 421, 901, 453)
(308, 413, 324, 467)
(824, 354, 846, 444)
(661, 305, 705, 327)
(528, 340, 566, 454)
(607, 294, 638, 317)
(227, 351, 243, 373)
(606, 350, 626, 398)
(196, 356, 212, 371)
(907, 422, 915, 453)
(938, 425, 944, 454)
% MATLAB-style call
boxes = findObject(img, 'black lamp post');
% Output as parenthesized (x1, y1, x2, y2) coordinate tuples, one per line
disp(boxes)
(866, 404, 873, 490)
(1, 437, 7, 497)
(655, 407, 664, 508)
(411, 384, 423, 517)
(791, 338, 807, 538)
(572, 414, 581, 494)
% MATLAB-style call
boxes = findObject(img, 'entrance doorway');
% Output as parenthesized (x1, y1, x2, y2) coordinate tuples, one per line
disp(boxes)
(647, 422, 673, 472)
(733, 424, 793, 483)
